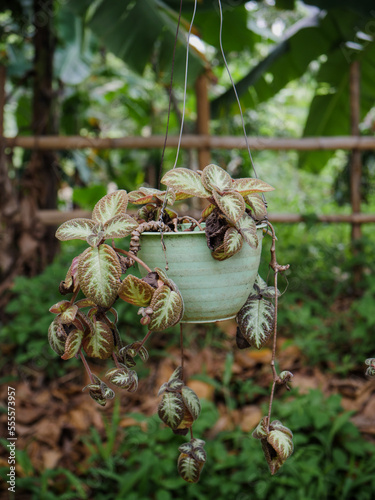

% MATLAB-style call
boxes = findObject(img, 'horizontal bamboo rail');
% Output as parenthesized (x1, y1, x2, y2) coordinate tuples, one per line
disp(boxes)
(35, 210, 375, 226)
(4, 134, 375, 151)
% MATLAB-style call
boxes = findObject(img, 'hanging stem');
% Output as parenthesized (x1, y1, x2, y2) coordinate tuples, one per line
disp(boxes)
(180, 323, 185, 380)
(136, 330, 153, 353)
(112, 352, 122, 369)
(114, 247, 152, 273)
(79, 349, 95, 384)
(265, 221, 290, 430)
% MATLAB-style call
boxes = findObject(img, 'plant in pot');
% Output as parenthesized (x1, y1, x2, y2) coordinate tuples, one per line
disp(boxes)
(49, 161, 293, 482)
(48, 0, 294, 484)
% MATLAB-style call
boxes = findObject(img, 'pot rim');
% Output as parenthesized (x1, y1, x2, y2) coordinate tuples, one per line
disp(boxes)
(140, 221, 268, 236)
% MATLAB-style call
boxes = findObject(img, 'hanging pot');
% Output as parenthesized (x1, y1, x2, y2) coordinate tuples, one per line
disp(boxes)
(138, 224, 265, 323)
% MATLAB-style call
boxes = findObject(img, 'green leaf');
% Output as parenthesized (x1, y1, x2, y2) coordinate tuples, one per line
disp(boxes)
(78, 244, 121, 308)
(213, 191, 245, 224)
(92, 190, 128, 224)
(161, 168, 211, 198)
(236, 213, 258, 249)
(224, 227, 243, 256)
(246, 194, 268, 220)
(55, 218, 96, 241)
(119, 274, 154, 307)
(177, 455, 202, 483)
(103, 214, 138, 239)
(237, 298, 274, 350)
(201, 163, 232, 193)
(149, 285, 184, 331)
(158, 392, 185, 430)
(233, 178, 274, 196)
(82, 320, 114, 359)
(181, 386, 201, 421)
(61, 329, 84, 360)
(48, 320, 67, 356)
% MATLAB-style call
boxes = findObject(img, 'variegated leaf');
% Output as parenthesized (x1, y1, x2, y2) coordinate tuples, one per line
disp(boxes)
(179, 442, 193, 454)
(270, 420, 293, 439)
(245, 193, 268, 220)
(103, 214, 138, 239)
(236, 326, 251, 349)
(92, 190, 128, 224)
(181, 386, 201, 421)
(154, 267, 179, 293)
(82, 320, 114, 359)
(177, 455, 202, 483)
(158, 392, 185, 430)
(268, 428, 294, 462)
(201, 163, 232, 193)
(118, 274, 154, 306)
(101, 383, 115, 400)
(224, 227, 243, 256)
(49, 300, 71, 314)
(75, 298, 96, 308)
(59, 305, 79, 324)
(61, 255, 81, 293)
(236, 213, 258, 249)
(155, 189, 176, 206)
(161, 168, 210, 198)
(128, 189, 149, 204)
(252, 416, 269, 440)
(175, 191, 193, 201)
(168, 379, 184, 391)
(78, 244, 121, 308)
(174, 410, 194, 434)
(213, 191, 245, 224)
(61, 329, 84, 360)
(233, 178, 274, 196)
(158, 382, 169, 396)
(106, 368, 131, 388)
(169, 366, 183, 382)
(127, 371, 139, 393)
(237, 298, 274, 350)
(211, 243, 231, 262)
(75, 310, 94, 333)
(192, 446, 207, 463)
(48, 319, 67, 355)
(55, 218, 96, 241)
(149, 285, 183, 331)
(201, 203, 216, 219)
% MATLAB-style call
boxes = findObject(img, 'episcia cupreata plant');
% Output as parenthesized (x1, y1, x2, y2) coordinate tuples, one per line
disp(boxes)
(48, 164, 293, 481)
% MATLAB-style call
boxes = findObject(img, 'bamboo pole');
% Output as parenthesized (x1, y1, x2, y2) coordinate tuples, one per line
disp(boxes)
(35, 209, 375, 226)
(350, 61, 362, 242)
(195, 74, 211, 169)
(4, 135, 375, 151)
(349, 61, 362, 286)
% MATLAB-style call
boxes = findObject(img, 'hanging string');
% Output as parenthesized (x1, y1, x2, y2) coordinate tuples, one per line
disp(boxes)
(217, 0, 260, 181)
(159, 0, 198, 239)
(158, 0, 184, 185)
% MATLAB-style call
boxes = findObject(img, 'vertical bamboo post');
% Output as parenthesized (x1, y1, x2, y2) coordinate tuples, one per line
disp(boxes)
(0, 65, 8, 200)
(349, 60, 362, 284)
(195, 73, 211, 170)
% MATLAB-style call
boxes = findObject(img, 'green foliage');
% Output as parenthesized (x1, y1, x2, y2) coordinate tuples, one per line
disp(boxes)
(5, 390, 375, 499)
